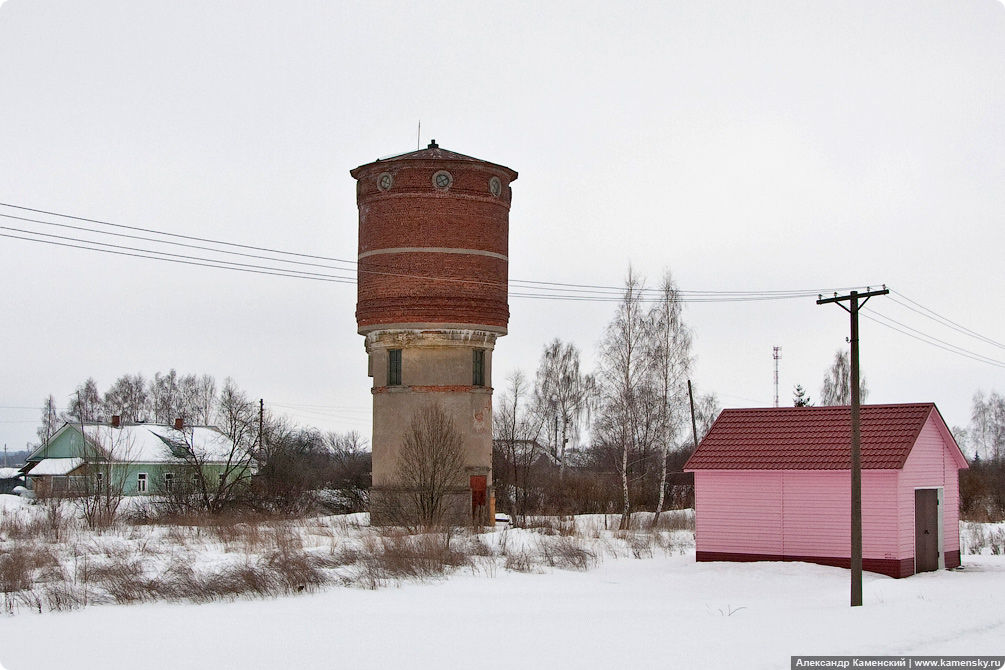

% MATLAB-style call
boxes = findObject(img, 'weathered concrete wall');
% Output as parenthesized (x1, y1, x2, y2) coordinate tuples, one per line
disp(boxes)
(366, 329, 494, 490)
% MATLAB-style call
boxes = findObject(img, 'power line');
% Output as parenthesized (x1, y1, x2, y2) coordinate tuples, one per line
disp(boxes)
(0, 201, 872, 303)
(0, 231, 357, 284)
(2, 226, 863, 303)
(6, 201, 1004, 370)
(890, 290, 1005, 351)
(861, 308, 1005, 369)
(0, 201, 357, 265)
(0, 212, 357, 272)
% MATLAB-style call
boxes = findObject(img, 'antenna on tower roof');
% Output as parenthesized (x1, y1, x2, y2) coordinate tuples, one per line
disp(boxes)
(417, 120, 421, 150)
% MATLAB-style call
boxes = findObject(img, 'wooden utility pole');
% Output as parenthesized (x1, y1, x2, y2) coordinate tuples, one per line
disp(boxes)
(817, 286, 888, 607)
(688, 380, 699, 450)
(259, 399, 265, 451)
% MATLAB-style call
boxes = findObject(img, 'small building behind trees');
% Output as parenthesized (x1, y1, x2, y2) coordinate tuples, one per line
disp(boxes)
(0, 467, 24, 494)
(21, 419, 244, 498)
(684, 403, 968, 578)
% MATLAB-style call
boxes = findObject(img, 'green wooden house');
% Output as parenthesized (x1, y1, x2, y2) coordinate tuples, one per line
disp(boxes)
(22, 420, 247, 497)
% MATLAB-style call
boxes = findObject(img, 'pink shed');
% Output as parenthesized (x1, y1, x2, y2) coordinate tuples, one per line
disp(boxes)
(683, 404, 969, 578)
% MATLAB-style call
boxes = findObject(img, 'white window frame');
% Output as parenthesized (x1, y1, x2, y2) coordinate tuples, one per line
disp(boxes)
(137, 472, 148, 494)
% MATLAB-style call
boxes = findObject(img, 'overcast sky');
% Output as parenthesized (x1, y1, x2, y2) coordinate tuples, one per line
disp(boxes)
(1, 1, 1003, 454)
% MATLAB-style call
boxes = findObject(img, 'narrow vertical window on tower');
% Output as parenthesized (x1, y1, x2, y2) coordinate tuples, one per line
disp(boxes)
(472, 349, 485, 387)
(388, 349, 403, 386)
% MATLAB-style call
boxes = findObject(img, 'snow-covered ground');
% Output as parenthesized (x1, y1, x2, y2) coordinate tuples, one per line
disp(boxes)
(1, 496, 1003, 670)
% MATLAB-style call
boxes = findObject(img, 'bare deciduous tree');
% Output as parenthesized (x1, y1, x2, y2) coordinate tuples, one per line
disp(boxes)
(76, 425, 137, 528)
(648, 271, 692, 527)
(969, 389, 1005, 461)
(67, 379, 103, 422)
(394, 403, 466, 529)
(493, 370, 542, 525)
(165, 380, 257, 514)
(596, 267, 649, 530)
(323, 430, 371, 513)
(179, 373, 217, 425)
(149, 369, 183, 424)
(103, 373, 149, 422)
(679, 388, 721, 451)
(819, 349, 868, 406)
(36, 395, 61, 446)
(533, 339, 594, 482)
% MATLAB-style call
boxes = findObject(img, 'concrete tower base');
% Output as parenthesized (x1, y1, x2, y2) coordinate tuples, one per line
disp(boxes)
(365, 329, 496, 526)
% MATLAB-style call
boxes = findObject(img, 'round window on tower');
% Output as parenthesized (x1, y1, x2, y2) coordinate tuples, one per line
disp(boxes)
(489, 176, 502, 197)
(432, 170, 453, 191)
(377, 172, 393, 191)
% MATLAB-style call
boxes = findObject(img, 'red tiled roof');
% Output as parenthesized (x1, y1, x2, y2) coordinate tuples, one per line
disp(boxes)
(684, 403, 954, 471)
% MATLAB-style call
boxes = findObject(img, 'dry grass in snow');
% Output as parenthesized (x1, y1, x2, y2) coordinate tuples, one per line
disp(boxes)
(0, 495, 694, 615)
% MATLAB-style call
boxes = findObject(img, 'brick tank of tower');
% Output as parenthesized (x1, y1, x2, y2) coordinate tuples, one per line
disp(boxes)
(350, 141, 517, 525)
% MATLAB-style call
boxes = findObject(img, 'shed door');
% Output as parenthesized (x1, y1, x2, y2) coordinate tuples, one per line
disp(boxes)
(470, 475, 487, 520)
(915, 489, 939, 573)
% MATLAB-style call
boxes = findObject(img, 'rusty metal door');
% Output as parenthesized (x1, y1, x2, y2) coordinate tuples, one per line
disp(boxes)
(470, 475, 487, 522)
(915, 489, 939, 573)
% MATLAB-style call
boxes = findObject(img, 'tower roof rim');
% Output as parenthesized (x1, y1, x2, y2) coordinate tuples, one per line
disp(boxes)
(350, 146, 518, 180)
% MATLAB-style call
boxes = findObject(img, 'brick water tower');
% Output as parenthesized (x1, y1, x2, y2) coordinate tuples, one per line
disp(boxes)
(350, 141, 517, 524)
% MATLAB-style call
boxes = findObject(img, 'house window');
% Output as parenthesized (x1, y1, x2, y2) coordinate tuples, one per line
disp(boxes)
(137, 472, 148, 493)
(388, 349, 402, 386)
(95, 471, 104, 492)
(473, 349, 486, 387)
(218, 473, 226, 488)
(164, 472, 174, 492)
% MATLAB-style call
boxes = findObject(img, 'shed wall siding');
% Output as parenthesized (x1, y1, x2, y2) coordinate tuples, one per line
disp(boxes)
(779, 471, 900, 560)
(897, 415, 961, 560)
(942, 445, 961, 567)
(694, 471, 782, 555)
(696, 470, 901, 560)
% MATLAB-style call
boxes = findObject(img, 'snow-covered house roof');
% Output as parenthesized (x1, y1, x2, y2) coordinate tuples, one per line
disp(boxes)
(26, 458, 84, 476)
(82, 424, 237, 463)
(26, 423, 239, 465)
(0, 467, 24, 479)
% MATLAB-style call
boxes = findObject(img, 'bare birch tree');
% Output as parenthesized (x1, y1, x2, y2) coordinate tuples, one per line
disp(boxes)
(969, 389, 1005, 461)
(597, 267, 649, 530)
(179, 373, 217, 425)
(103, 373, 149, 422)
(533, 339, 594, 481)
(150, 369, 183, 424)
(67, 379, 103, 422)
(648, 271, 692, 527)
(36, 395, 61, 445)
(819, 349, 868, 406)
